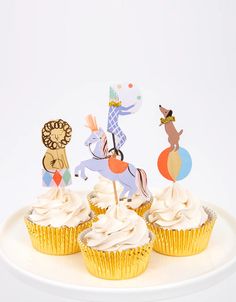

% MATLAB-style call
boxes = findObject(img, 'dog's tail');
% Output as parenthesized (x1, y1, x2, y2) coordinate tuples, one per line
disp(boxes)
(179, 129, 183, 136)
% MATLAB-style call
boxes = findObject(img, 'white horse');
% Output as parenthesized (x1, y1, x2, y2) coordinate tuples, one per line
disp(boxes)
(74, 115, 151, 201)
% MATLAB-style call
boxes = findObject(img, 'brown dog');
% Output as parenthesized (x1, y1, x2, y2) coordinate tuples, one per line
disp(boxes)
(159, 105, 183, 151)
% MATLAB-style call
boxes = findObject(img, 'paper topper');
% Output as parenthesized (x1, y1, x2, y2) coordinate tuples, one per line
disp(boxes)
(109, 83, 142, 113)
(159, 105, 183, 151)
(158, 147, 192, 181)
(107, 83, 142, 160)
(157, 105, 192, 181)
(75, 115, 151, 202)
(42, 119, 72, 187)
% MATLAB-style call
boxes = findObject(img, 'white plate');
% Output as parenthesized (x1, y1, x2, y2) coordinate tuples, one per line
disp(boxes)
(0, 204, 236, 302)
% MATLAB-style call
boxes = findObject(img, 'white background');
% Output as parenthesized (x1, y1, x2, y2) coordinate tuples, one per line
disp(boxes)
(0, 0, 236, 301)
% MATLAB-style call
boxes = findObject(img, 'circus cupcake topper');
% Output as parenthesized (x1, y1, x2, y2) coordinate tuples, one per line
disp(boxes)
(159, 105, 183, 151)
(157, 105, 192, 182)
(107, 83, 142, 160)
(42, 119, 72, 187)
(75, 112, 151, 203)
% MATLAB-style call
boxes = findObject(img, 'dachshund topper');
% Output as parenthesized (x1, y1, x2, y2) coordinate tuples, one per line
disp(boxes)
(159, 105, 183, 151)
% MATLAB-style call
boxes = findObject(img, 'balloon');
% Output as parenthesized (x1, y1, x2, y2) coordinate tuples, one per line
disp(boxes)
(157, 147, 192, 181)
(110, 82, 142, 114)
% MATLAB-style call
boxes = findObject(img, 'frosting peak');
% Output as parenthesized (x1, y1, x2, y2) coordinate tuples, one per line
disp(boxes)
(28, 188, 91, 227)
(84, 203, 150, 251)
(148, 183, 208, 230)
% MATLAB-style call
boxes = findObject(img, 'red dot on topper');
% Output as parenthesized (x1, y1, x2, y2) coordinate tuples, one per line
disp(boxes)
(128, 83, 133, 88)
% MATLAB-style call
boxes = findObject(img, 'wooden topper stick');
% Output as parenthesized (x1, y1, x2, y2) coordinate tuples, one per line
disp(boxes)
(111, 152, 119, 205)
(112, 181, 119, 205)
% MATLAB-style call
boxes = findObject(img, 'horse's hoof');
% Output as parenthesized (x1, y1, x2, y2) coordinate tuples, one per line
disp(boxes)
(75, 174, 79, 177)
(84, 177, 88, 181)
(127, 199, 132, 202)
(119, 197, 125, 201)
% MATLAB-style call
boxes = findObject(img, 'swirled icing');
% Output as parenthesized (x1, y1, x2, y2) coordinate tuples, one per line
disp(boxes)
(148, 183, 208, 230)
(28, 188, 91, 227)
(84, 203, 150, 251)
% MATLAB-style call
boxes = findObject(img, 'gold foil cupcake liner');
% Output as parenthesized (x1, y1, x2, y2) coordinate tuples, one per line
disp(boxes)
(88, 192, 107, 215)
(25, 213, 96, 255)
(88, 192, 152, 217)
(144, 207, 216, 256)
(78, 229, 154, 280)
(127, 200, 152, 217)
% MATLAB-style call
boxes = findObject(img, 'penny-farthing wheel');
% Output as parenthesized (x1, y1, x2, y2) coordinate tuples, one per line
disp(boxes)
(108, 148, 124, 161)
(109, 133, 124, 161)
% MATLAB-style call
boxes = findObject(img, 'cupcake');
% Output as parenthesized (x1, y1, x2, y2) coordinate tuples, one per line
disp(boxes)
(88, 176, 122, 214)
(25, 188, 95, 255)
(78, 203, 154, 280)
(123, 194, 152, 217)
(88, 176, 152, 216)
(144, 183, 216, 256)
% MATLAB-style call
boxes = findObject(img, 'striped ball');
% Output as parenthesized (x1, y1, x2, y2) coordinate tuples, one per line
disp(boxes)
(157, 147, 192, 181)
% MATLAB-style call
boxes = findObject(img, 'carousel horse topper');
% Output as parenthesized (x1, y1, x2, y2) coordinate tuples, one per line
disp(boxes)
(157, 105, 192, 182)
(75, 115, 151, 202)
(42, 119, 72, 187)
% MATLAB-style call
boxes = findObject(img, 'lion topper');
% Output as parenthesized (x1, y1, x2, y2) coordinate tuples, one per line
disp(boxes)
(42, 119, 72, 187)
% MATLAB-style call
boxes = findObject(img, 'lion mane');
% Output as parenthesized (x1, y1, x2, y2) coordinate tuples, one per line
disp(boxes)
(42, 119, 72, 150)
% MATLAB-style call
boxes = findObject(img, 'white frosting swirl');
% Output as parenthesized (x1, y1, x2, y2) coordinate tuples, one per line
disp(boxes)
(90, 176, 147, 209)
(28, 188, 92, 227)
(84, 203, 150, 251)
(89, 177, 122, 208)
(123, 193, 149, 209)
(148, 183, 208, 230)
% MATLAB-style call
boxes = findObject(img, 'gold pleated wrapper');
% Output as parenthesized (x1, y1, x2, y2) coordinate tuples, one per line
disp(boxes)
(144, 207, 216, 256)
(88, 192, 107, 215)
(78, 229, 154, 280)
(127, 200, 152, 217)
(88, 192, 152, 217)
(25, 212, 96, 255)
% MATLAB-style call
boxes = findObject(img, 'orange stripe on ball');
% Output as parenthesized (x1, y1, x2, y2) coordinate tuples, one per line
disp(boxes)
(157, 147, 173, 181)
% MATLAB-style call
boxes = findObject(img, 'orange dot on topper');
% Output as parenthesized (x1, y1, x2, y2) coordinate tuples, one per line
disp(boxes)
(110, 82, 142, 114)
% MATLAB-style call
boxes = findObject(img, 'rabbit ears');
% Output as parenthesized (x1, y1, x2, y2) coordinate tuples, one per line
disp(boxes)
(85, 114, 98, 132)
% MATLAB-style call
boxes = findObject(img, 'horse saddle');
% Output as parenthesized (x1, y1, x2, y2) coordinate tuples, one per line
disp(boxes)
(108, 157, 129, 174)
